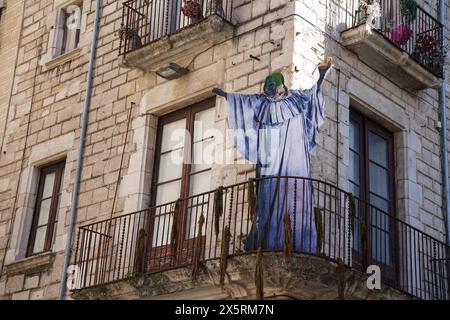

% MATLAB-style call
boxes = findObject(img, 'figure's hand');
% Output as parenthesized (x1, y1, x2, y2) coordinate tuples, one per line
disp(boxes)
(212, 88, 227, 98)
(318, 56, 333, 76)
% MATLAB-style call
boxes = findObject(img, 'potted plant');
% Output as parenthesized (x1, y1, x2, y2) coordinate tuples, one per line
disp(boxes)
(413, 33, 439, 68)
(416, 34, 437, 54)
(400, 0, 418, 21)
(118, 24, 142, 50)
(356, 0, 380, 23)
(181, 0, 203, 24)
(391, 24, 413, 46)
(389, 0, 417, 46)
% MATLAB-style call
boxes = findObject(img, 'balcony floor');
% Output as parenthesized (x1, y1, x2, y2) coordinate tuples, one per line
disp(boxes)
(71, 252, 415, 300)
(341, 23, 441, 91)
(119, 15, 235, 73)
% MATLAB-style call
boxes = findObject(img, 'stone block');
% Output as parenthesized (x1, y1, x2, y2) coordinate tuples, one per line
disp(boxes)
(24, 275, 39, 289)
(11, 290, 30, 300)
(5, 274, 24, 294)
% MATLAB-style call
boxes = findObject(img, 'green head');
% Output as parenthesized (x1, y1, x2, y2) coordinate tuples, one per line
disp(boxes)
(264, 72, 289, 97)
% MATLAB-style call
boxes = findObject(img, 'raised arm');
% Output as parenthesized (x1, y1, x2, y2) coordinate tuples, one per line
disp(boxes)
(316, 56, 333, 89)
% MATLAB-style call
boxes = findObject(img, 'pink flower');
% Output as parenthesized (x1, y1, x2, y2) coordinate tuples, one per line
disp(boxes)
(391, 24, 413, 46)
(181, 0, 201, 17)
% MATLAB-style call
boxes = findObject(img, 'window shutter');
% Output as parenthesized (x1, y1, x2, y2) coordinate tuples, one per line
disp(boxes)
(48, 10, 65, 58)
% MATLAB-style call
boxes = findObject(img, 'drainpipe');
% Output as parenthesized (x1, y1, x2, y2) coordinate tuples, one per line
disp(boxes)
(58, 0, 101, 300)
(438, 2, 450, 300)
(439, 0, 450, 247)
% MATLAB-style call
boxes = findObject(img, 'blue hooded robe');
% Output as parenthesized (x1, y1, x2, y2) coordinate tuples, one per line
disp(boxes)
(226, 82, 324, 253)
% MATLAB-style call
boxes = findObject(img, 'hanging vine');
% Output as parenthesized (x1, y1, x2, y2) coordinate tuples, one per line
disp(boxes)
(360, 210, 368, 268)
(219, 226, 231, 286)
(255, 247, 264, 300)
(247, 178, 256, 223)
(283, 213, 292, 260)
(348, 193, 356, 235)
(171, 199, 182, 259)
(336, 258, 346, 300)
(192, 213, 205, 278)
(214, 186, 224, 238)
(314, 207, 323, 254)
(133, 228, 147, 274)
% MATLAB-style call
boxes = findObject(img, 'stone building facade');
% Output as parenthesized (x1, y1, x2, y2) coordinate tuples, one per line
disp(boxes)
(0, 0, 449, 300)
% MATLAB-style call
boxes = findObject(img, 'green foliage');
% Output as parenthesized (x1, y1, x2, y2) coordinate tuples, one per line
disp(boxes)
(400, 0, 418, 20)
(348, 193, 356, 235)
(247, 179, 256, 223)
(314, 207, 324, 254)
(214, 186, 224, 238)
(118, 25, 138, 40)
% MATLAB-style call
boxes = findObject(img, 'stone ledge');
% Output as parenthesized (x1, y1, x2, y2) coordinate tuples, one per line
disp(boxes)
(119, 15, 235, 73)
(71, 252, 414, 300)
(341, 23, 441, 91)
(44, 47, 82, 70)
(4, 253, 56, 276)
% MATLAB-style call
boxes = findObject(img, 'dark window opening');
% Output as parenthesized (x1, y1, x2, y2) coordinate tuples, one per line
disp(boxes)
(349, 109, 397, 282)
(27, 160, 65, 256)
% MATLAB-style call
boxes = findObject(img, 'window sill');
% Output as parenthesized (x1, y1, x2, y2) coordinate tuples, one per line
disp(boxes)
(4, 252, 56, 275)
(45, 47, 82, 70)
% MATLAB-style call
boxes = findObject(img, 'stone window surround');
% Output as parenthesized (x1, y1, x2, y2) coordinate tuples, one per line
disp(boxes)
(346, 77, 419, 227)
(120, 60, 226, 214)
(43, 0, 86, 70)
(4, 132, 75, 267)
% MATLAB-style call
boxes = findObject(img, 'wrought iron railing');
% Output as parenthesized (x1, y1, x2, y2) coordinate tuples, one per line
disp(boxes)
(119, 0, 233, 55)
(72, 176, 449, 300)
(429, 258, 450, 300)
(348, 0, 444, 77)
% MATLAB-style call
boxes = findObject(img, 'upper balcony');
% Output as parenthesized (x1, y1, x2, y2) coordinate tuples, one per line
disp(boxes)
(70, 177, 449, 300)
(341, 0, 444, 91)
(118, 0, 234, 73)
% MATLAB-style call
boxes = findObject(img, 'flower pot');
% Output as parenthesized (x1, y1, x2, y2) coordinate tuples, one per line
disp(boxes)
(130, 33, 142, 50)
(189, 14, 203, 24)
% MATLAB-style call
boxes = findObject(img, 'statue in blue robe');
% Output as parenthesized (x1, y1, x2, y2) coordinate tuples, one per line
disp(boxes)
(213, 58, 332, 254)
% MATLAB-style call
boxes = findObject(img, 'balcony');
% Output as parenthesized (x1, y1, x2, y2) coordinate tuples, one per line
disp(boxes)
(341, 0, 443, 91)
(118, 0, 234, 72)
(70, 177, 449, 300)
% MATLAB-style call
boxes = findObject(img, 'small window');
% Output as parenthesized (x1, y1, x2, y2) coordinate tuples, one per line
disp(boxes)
(0, 1, 5, 23)
(27, 161, 65, 256)
(51, 3, 81, 58)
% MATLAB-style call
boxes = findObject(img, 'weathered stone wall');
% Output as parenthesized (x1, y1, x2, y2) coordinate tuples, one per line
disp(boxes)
(0, 0, 449, 300)
(71, 252, 415, 300)
(304, 0, 449, 241)
(0, 1, 25, 157)
(0, 0, 149, 299)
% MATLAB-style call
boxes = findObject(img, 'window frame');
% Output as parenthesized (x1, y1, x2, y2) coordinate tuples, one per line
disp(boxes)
(50, 2, 82, 60)
(349, 109, 396, 214)
(349, 109, 397, 281)
(60, 7, 81, 56)
(147, 99, 215, 269)
(27, 160, 65, 257)
(151, 98, 216, 206)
